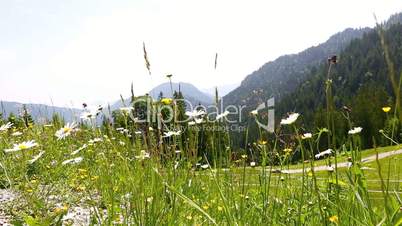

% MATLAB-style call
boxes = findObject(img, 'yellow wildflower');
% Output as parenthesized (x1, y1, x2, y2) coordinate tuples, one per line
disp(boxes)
(284, 148, 292, 155)
(382, 106, 391, 113)
(54, 204, 69, 214)
(161, 98, 173, 105)
(329, 215, 338, 223)
(258, 140, 267, 145)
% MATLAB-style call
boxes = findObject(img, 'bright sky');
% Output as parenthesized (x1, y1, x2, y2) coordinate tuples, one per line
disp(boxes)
(0, 0, 401, 108)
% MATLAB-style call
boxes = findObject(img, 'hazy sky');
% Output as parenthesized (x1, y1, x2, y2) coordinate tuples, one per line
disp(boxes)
(0, 0, 401, 108)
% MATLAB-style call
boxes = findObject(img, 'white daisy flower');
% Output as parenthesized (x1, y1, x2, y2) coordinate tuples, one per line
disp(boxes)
(250, 109, 258, 115)
(216, 111, 230, 120)
(134, 131, 142, 135)
(315, 149, 333, 159)
(55, 122, 77, 140)
(250, 161, 256, 167)
(0, 122, 13, 132)
(28, 151, 45, 164)
(88, 138, 102, 144)
(71, 144, 87, 155)
(302, 133, 312, 139)
(135, 150, 150, 160)
(163, 130, 181, 138)
(62, 157, 83, 165)
(11, 131, 23, 136)
(348, 127, 362, 135)
(4, 140, 38, 153)
(80, 106, 102, 121)
(280, 113, 300, 125)
(119, 141, 125, 146)
(201, 164, 209, 169)
(172, 130, 182, 136)
(80, 112, 95, 120)
(185, 109, 206, 118)
(116, 127, 129, 134)
(188, 121, 196, 126)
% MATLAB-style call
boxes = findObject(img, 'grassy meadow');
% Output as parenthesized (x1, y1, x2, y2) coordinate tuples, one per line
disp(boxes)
(0, 108, 401, 225)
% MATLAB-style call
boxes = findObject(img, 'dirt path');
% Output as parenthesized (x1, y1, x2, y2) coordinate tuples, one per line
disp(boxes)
(275, 149, 402, 174)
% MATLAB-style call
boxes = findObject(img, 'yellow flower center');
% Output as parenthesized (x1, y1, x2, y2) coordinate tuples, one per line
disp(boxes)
(18, 144, 28, 150)
(63, 127, 72, 133)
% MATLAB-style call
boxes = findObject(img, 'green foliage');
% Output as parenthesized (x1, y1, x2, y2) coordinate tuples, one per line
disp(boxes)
(51, 113, 64, 128)
(111, 109, 127, 129)
(21, 105, 34, 128)
(7, 112, 24, 128)
(0, 119, 400, 225)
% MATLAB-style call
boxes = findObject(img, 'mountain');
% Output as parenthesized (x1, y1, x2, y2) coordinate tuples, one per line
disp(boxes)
(150, 82, 213, 105)
(202, 83, 240, 97)
(223, 12, 402, 111)
(222, 26, 371, 109)
(112, 82, 213, 110)
(0, 101, 81, 123)
(274, 22, 402, 148)
(228, 13, 402, 149)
